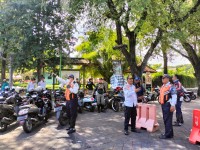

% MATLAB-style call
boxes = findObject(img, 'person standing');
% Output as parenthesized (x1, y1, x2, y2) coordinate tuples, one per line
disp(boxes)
(38, 76, 46, 90)
(159, 74, 177, 139)
(1, 79, 9, 91)
(86, 78, 95, 95)
(172, 75, 184, 126)
(102, 78, 108, 92)
(55, 74, 79, 134)
(27, 78, 36, 92)
(94, 78, 106, 113)
(134, 77, 145, 102)
(123, 75, 141, 135)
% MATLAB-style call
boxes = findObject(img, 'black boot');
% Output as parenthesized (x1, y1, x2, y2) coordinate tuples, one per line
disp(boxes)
(98, 105, 101, 113)
(101, 105, 105, 112)
(180, 114, 184, 124)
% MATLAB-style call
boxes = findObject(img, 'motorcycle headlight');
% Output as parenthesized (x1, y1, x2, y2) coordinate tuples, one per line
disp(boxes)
(18, 108, 29, 115)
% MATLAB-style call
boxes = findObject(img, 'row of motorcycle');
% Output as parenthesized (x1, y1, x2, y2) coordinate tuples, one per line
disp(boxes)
(143, 86, 197, 103)
(0, 87, 52, 133)
(0, 85, 196, 133)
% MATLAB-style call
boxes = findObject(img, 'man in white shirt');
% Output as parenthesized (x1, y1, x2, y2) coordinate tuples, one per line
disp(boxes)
(38, 76, 46, 90)
(27, 78, 36, 92)
(123, 75, 141, 135)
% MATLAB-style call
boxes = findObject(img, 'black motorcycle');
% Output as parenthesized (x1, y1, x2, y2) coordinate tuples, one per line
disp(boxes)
(0, 93, 24, 132)
(17, 90, 52, 133)
(109, 87, 125, 112)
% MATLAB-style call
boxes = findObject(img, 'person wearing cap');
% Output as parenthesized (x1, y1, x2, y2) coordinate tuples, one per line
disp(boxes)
(1, 79, 9, 91)
(123, 75, 141, 135)
(55, 74, 79, 134)
(86, 78, 95, 95)
(94, 78, 106, 113)
(172, 74, 184, 126)
(38, 76, 46, 90)
(134, 77, 145, 102)
(159, 74, 177, 139)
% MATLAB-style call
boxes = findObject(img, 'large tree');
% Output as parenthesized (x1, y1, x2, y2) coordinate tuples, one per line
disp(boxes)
(168, 0, 200, 96)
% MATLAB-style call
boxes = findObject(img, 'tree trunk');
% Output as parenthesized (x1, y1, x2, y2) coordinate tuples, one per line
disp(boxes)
(9, 54, 14, 89)
(194, 65, 200, 97)
(162, 49, 168, 74)
(1, 53, 7, 81)
(37, 59, 42, 82)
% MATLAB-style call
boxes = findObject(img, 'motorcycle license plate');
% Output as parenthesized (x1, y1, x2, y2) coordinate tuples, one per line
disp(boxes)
(92, 103, 97, 106)
(54, 106, 62, 112)
(17, 115, 27, 121)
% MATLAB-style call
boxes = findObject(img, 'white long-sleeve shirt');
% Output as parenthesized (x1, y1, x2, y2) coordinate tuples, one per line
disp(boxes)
(56, 76, 79, 94)
(38, 81, 46, 90)
(27, 82, 36, 92)
(123, 84, 138, 107)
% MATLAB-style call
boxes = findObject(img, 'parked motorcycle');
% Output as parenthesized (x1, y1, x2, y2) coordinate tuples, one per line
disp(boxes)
(17, 88, 52, 133)
(109, 87, 124, 112)
(182, 86, 196, 100)
(53, 89, 69, 126)
(0, 92, 24, 132)
(82, 95, 97, 112)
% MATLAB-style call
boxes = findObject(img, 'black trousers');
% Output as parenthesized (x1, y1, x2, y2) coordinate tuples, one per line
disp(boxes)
(175, 97, 184, 123)
(124, 106, 137, 131)
(66, 98, 78, 129)
(161, 102, 174, 137)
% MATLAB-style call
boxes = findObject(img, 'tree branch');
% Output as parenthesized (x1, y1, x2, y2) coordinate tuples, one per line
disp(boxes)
(141, 29, 163, 72)
(107, 0, 120, 20)
(170, 0, 200, 24)
(170, 45, 190, 59)
(133, 9, 148, 36)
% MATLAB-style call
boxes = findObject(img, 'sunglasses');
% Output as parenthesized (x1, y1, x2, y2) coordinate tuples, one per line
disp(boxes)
(128, 78, 133, 80)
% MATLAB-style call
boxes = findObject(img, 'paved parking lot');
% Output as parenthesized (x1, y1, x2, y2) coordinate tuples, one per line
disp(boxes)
(1, 99, 200, 150)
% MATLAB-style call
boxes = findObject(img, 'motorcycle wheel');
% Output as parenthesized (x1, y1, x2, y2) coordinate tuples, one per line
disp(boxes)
(58, 110, 69, 126)
(112, 100, 120, 112)
(23, 118, 33, 133)
(184, 95, 191, 102)
(0, 122, 7, 132)
(191, 94, 197, 100)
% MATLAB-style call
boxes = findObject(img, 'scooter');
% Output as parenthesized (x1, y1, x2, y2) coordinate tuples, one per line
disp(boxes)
(0, 93, 24, 132)
(17, 89, 52, 133)
(82, 95, 97, 112)
(53, 89, 69, 126)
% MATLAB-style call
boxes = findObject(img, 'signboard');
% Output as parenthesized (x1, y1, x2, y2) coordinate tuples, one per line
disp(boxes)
(112, 60, 122, 75)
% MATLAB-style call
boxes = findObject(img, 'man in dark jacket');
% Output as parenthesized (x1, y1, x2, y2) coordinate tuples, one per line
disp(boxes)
(94, 78, 106, 113)
(172, 74, 184, 126)
(134, 77, 145, 102)
(86, 78, 95, 95)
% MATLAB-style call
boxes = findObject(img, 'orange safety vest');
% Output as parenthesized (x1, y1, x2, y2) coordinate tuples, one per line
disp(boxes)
(159, 84, 171, 104)
(65, 83, 74, 101)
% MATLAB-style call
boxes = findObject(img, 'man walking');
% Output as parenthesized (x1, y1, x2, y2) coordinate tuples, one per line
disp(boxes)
(159, 74, 177, 139)
(55, 74, 79, 134)
(123, 75, 141, 135)
(172, 74, 184, 126)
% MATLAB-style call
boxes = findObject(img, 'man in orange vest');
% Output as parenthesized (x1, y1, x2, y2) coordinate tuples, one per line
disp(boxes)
(56, 74, 79, 134)
(159, 74, 177, 139)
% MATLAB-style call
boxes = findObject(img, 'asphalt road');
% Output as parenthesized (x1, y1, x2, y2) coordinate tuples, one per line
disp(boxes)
(1, 99, 200, 150)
